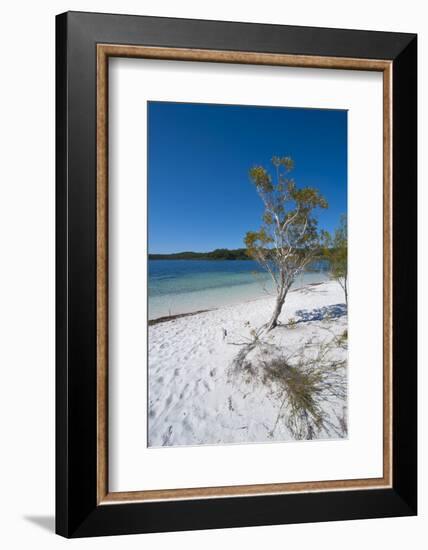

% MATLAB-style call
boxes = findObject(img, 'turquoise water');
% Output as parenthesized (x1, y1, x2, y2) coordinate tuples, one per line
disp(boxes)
(148, 259, 330, 320)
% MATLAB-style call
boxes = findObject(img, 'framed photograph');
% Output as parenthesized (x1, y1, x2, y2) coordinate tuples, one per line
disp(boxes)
(56, 11, 417, 537)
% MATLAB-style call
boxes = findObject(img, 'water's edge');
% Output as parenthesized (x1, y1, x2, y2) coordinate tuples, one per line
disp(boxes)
(148, 259, 330, 320)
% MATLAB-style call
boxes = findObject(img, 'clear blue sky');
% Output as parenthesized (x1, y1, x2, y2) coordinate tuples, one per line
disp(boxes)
(148, 101, 347, 254)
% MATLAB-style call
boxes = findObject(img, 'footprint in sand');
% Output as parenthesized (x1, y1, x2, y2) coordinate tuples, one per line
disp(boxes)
(162, 425, 173, 446)
(182, 417, 194, 434)
(179, 383, 189, 400)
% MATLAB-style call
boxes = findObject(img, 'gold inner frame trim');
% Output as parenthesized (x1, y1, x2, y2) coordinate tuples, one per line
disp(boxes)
(96, 44, 393, 505)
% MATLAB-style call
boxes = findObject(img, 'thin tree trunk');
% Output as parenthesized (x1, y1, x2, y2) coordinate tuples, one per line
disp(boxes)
(344, 278, 348, 307)
(338, 276, 348, 308)
(266, 290, 287, 331)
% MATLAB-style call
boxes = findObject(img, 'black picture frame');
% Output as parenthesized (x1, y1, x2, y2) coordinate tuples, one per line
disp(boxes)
(56, 11, 417, 538)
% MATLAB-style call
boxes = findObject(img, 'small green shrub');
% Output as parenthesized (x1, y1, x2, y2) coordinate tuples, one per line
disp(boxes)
(287, 317, 298, 329)
(336, 328, 348, 348)
(261, 341, 346, 439)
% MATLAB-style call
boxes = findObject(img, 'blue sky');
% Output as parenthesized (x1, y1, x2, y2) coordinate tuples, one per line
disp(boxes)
(148, 102, 347, 254)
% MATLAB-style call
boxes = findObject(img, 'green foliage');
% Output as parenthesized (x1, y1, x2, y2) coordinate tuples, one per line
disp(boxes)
(287, 317, 298, 329)
(321, 215, 347, 278)
(271, 155, 294, 171)
(248, 166, 273, 192)
(336, 328, 348, 348)
(321, 214, 348, 303)
(245, 155, 328, 299)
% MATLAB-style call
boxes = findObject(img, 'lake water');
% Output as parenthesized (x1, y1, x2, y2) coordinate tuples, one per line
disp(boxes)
(148, 259, 330, 320)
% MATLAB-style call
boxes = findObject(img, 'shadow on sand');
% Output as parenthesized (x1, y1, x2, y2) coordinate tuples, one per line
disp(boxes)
(294, 303, 347, 323)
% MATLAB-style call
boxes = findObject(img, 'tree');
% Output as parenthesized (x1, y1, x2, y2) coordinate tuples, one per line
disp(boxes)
(245, 156, 328, 331)
(322, 214, 348, 306)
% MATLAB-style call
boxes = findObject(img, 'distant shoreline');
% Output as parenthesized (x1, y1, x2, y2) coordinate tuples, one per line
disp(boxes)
(149, 248, 333, 262)
(150, 257, 251, 261)
(149, 248, 249, 261)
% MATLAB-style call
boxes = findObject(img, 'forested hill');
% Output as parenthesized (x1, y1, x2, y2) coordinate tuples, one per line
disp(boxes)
(149, 248, 250, 260)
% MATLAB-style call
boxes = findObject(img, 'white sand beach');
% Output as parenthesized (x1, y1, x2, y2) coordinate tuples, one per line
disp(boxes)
(148, 280, 348, 447)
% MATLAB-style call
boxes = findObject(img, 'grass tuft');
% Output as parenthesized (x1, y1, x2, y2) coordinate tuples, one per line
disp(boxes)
(236, 338, 347, 440)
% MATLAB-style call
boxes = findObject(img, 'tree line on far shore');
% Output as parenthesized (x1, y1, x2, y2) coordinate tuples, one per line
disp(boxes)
(149, 245, 343, 264)
(149, 248, 250, 260)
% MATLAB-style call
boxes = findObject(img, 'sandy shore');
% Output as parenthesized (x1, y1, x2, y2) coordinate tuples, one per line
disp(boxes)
(148, 280, 348, 447)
